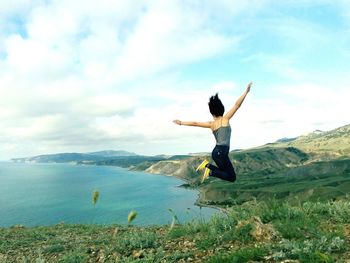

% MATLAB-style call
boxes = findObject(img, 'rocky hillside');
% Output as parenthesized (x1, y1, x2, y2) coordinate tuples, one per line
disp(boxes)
(133, 124, 350, 181)
(133, 146, 310, 182)
(230, 146, 309, 176)
(133, 157, 213, 183)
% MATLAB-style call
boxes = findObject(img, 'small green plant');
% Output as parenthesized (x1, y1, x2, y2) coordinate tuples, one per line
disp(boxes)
(43, 244, 65, 253)
(195, 235, 217, 250)
(165, 250, 195, 261)
(35, 257, 45, 263)
(167, 225, 189, 239)
(207, 246, 268, 263)
(235, 223, 253, 243)
(301, 252, 334, 263)
(168, 208, 180, 231)
(58, 252, 88, 263)
(169, 216, 176, 231)
(128, 210, 138, 225)
(116, 231, 158, 254)
(272, 236, 344, 261)
(275, 217, 312, 239)
(92, 190, 99, 207)
(35, 249, 45, 263)
(210, 213, 236, 233)
(260, 199, 296, 223)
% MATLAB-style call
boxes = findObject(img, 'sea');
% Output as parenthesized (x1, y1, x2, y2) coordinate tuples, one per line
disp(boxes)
(0, 162, 217, 227)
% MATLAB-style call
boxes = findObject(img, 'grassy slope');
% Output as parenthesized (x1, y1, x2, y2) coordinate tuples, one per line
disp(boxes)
(1, 199, 350, 262)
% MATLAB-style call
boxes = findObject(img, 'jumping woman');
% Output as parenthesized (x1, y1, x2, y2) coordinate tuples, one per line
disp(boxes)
(173, 82, 252, 183)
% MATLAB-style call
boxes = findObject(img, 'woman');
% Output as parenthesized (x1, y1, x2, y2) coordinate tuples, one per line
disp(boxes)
(173, 82, 252, 183)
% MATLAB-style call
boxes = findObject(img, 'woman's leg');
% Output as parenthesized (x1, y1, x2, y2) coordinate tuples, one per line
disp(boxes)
(207, 145, 236, 182)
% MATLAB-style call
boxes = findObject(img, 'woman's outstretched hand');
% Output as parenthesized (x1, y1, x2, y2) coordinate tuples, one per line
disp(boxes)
(246, 81, 252, 93)
(173, 119, 182, 125)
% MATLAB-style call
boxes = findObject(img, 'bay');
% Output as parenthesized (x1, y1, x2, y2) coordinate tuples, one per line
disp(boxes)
(0, 162, 216, 227)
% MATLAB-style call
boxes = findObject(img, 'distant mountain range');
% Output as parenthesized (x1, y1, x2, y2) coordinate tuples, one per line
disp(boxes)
(11, 150, 137, 164)
(11, 150, 191, 168)
(87, 150, 137, 157)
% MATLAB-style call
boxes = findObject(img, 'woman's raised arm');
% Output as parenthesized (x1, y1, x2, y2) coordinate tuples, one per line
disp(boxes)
(224, 82, 252, 120)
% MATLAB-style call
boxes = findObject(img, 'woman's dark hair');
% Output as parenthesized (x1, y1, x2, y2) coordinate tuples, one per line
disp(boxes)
(208, 93, 225, 117)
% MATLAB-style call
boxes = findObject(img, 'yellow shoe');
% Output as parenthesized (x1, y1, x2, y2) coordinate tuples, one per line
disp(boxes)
(201, 168, 210, 183)
(196, 159, 209, 172)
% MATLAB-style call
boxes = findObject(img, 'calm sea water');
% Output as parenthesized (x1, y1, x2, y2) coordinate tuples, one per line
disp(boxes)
(0, 162, 216, 227)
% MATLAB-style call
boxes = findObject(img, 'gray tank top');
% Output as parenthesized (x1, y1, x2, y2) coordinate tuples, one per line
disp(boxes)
(213, 125, 231, 146)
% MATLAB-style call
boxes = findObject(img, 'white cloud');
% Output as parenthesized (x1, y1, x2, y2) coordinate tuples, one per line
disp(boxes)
(0, 1, 348, 160)
(110, 1, 238, 82)
(5, 34, 71, 76)
(211, 81, 237, 93)
(73, 94, 136, 117)
(243, 53, 307, 81)
(0, 0, 250, 159)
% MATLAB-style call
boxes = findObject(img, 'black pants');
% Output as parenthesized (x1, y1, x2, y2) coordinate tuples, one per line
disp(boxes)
(207, 145, 236, 182)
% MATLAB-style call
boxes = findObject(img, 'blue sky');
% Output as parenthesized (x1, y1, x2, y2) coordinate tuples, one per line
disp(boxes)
(0, 0, 349, 160)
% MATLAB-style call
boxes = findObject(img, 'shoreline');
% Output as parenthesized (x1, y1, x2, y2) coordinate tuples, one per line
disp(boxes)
(0, 162, 217, 228)
(7, 160, 224, 215)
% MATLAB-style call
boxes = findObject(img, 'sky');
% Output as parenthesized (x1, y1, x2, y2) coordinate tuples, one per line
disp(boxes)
(0, 0, 349, 160)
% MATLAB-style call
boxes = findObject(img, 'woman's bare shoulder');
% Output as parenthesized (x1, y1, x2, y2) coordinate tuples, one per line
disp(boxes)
(222, 117, 230, 125)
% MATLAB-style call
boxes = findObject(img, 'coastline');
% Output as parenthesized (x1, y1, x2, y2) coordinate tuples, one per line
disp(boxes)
(136, 168, 226, 214)
(2, 161, 219, 227)
(7, 159, 224, 214)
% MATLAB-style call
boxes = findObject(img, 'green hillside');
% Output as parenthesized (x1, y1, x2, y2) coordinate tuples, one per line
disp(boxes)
(230, 146, 309, 176)
(132, 124, 350, 207)
(266, 124, 350, 159)
(198, 159, 350, 206)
